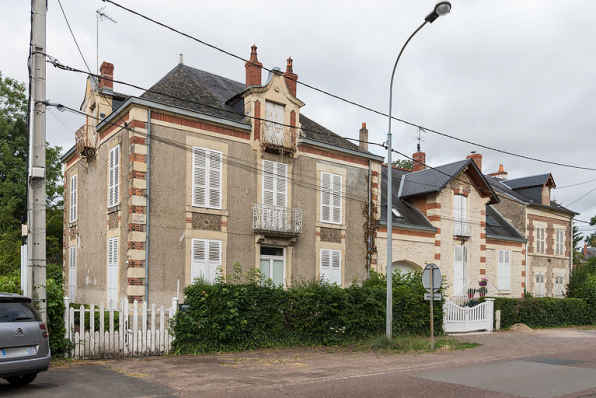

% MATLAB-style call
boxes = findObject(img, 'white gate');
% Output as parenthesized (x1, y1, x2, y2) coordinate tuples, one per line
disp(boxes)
(443, 299, 494, 333)
(64, 298, 177, 359)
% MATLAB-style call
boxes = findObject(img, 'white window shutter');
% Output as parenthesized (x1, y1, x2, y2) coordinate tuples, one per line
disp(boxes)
(321, 173, 331, 222)
(263, 160, 275, 205)
(108, 149, 114, 207)
(208, 240, 221, 282)
(69, 246, 76, 302)
(114, 146, 119, 205)
(191, 239, 207, 282)
(332, 174, 342, 224)
(331, 250, 341, 285)
(192, 148, 207, 207)
(276, 162, 287, 207)
(498, 250, 510, 290)
(208, 151, 222, 208)
(320, 249, 331, 281)
(107, 237, 118, 306)
(70, 175, 77, 222)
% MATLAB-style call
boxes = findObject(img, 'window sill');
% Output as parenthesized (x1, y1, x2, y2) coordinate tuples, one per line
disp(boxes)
(186, 206, 228, 216)
(317, 222, 345, 229)
(107, 204, 120, 214)
(69, 221, 77, 228)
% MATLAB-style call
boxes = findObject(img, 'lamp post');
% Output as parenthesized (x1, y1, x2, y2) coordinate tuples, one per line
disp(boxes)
(386, 2, 451, 340)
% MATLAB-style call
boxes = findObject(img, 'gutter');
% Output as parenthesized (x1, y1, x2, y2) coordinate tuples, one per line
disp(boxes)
(144, 107, 152, 301)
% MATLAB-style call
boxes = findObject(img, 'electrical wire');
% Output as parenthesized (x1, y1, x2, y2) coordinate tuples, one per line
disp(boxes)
(99, 0, 596, 172)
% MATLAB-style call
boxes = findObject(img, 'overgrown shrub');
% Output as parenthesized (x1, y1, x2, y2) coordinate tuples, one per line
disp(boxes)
(171, 269, 443, 354)
(493, 297, 591, 329)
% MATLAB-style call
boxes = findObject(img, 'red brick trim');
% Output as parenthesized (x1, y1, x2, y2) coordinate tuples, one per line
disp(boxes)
(480, 256, 486, 263)
(377, 226, 435, 239)
(129, 120, 146, 129)
(486, 238, 523, 247)
(480, 269, 486, 275)
(254, 100, 261, 141)
(151, 111, 251, 140)
(434, 253, 441, 260)
(521, 271, 526, 277)
(128, 223, 145, 232)
(128, 241, 145, 250)
(130, 153, 147, 163)
(453, 189, 469, 197)
(127, 277, 144, 286)
(480, 244, 486, 251)
(129, 205, 145, 214)
(128, 260, 144, 268)
(128, 295, 144, 303)
(130, 136, 147, 145)
(66, 154, 79, 167)
(130, 170, 146, 180)
(434, 240, 441, 247)
(298, 145, 368, 166)
(99, 112, 129, 140)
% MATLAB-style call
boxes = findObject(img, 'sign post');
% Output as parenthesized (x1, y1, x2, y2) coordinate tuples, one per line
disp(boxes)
(422, 263, 442, 350)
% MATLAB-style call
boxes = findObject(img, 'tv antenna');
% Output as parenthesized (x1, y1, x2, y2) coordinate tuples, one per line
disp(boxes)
(416, 127, 426, 152)
(96, 7, 117, 76)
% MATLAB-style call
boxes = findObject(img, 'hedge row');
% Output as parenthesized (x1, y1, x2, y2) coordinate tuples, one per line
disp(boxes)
(493, 297, 593, 329)
(171, 269, 443, 354)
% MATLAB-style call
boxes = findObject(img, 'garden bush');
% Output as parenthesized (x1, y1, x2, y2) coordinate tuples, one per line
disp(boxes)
(171, 269, 443, 354)
(493, 297, 591, 329)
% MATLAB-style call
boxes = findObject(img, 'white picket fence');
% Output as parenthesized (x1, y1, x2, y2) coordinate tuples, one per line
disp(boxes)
(63, 298, 178, 359)
(443, 299, 494, 333)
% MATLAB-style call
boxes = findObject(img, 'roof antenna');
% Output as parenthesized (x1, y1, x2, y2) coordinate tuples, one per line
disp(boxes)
(96, 7, 117, 76)
(416, 127, 426, 152)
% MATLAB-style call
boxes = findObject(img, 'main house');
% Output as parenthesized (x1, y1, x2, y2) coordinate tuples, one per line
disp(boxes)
(62, 46, 383, 306)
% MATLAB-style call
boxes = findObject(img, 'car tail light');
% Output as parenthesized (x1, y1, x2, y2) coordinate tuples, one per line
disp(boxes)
(40, 323, 48, 338)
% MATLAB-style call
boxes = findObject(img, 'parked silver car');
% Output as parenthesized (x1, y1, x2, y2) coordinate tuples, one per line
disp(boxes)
(0, 293, 50, 386)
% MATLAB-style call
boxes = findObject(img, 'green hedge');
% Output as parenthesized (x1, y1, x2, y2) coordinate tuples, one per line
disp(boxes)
(171, 269, 443, 354)
(493, 297, 592, 329)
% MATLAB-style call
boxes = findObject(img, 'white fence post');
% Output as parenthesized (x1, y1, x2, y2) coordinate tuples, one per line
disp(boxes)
(486, 298, 495, 332)
(63, 297, 70, 339)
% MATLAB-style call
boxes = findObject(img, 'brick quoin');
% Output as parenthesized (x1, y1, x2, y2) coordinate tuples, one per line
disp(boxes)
(128, 241, 145, 250)
(434, 253, 441, 260)
(480, 256, 486, 263)
(127, 277, 144, 286)
(298, 145, 368, 166)
(129, 153, 147, 163)
(522, 271, 526, 277)
(435, 240, 441, 247)
(128, 295, 144, 303)
(129, 120, 146, 129)
(130, 170, 146, 180)
(151, 112, 251, 140)
(377, 226, 435, 239)
(129, 187, 147, 197)
(480, 269, 486, 275)
(129, 205, 145, 214)
(129, 136, 147, 145)
(521, 282, 526, 288)
(128, 260, 144, 268)
(128, 223, 145, 232)
(480, 244, 486, 251)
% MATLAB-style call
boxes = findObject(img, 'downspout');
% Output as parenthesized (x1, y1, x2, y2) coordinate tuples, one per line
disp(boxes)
(569, 218, 573, 275)
(144, 107, 152, 301)
(367, 160, 372, 279)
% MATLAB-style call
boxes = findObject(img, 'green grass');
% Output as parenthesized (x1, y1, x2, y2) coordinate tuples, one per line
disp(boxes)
(369, 335, 479, 353)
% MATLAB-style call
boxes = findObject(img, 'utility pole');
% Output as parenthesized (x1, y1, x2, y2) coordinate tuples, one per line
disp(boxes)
(27, 0, 48, 322)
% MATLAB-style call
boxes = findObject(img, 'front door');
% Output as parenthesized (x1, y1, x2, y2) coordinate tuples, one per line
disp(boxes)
(453, 245, 468, 296)
(260, 246, 285, 286)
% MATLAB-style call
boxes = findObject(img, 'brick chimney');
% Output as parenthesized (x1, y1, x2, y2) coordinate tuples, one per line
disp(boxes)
(584, 243, 588, 256)
(359, 123, 368, 152)
(284, 57, 298, 97)
(99, 61, 114, 91)
(245, 45, 262, 87)
(467, 152, 482, 171)
(487, 164, 508, 180)
(413, 151, 426, 172)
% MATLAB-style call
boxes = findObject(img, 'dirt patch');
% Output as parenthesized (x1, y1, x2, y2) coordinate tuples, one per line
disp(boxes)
(508, 323, 533, 333)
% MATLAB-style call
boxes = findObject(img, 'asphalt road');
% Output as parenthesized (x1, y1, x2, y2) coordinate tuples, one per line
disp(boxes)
(2, 327, 596, 397)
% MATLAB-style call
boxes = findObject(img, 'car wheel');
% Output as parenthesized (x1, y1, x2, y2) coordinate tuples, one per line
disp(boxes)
(5, 373, 37, 386)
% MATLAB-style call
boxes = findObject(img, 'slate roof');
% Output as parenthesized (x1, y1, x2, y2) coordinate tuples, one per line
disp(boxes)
(399, 160, 470, 198)
(485, 206, 526, 242)
(503, 174, 554, 189)
(140, 63, 360, 151)
(380, 166, 436, 231)
(485, 176, 531, 204)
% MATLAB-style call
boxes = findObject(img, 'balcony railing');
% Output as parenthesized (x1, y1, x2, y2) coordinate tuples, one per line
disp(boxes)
(260, 121, 297, 157)
(253, 204, 302, 235)
(453, 218, 472, 237)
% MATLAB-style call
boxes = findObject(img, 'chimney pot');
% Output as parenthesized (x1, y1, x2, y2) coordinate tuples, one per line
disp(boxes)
(179, 54, 184, 64)
(359, 123, 368, 152)
(99, 61, 114, 91)
(245, 44, 263, 87)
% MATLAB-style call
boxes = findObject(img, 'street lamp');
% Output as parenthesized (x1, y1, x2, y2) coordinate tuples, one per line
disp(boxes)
(386, 2, 451, 340)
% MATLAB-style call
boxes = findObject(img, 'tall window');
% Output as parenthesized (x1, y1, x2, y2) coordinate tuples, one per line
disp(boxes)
(260, 246, 285, 286)
(192, 147, 222, 209)
(70, 174, 77, 223)
(191, 239, 221, 283)
(453, 194, 468, 235)
(264, 101, 285, 145)
(534, 272, 545, 297)
(555, 274, 565, 297)
(69, 246, 76, 302)
(107, 237, 118, 306)
(321, 172, 342, 224)
(535, 227, 545, 254)
(497, 250, 511, 290)
(108, 146, 120, 208)
(262, 160, 287, 207)
(320, 249, 341, 285)
(555, 230, 565, 256)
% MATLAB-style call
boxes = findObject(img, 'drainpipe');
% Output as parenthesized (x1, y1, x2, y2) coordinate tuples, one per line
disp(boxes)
(144, 108, 152, 301)
(569, 218, 573, 275)
(367, 160, 372, 279)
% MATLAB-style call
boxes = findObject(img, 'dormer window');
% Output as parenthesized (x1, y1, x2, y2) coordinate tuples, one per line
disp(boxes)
(392, 208, 403, 219)
(453, 194, 470, 236)
(264, 101, 285, 146)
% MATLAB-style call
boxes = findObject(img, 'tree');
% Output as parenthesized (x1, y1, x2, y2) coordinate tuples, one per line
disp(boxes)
(392, 159, 413, 170)
(0, 71, 63, 274)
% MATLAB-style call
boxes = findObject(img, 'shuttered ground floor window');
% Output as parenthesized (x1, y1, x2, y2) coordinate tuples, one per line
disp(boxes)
(191, 238, 221, 283)
(497, 250, 511, 291)
(534, 272, 545, 297)
(69, 246, 76, 302)
(555, 274, 565, 297)
(320, 249, 341, 285)
(107, 237, 118, 307)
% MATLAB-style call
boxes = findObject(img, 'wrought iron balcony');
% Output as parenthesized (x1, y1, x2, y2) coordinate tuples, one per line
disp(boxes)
(253, 204, 302, 236)
(453, 218, 472, 237)
(260, 121, 297, 157)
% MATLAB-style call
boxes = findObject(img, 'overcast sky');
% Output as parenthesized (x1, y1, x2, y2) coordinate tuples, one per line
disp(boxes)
(1, 0, 595, 239)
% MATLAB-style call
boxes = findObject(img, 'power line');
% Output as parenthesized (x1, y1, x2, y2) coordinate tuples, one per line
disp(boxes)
(565, 185, 596, 207)
(556, 178, 596, 189)
(100, 0, 596, 172)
